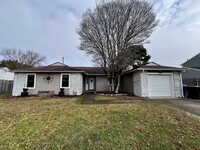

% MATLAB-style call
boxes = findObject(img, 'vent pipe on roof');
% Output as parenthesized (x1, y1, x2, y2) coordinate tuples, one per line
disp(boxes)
(62, 57, 64, 64)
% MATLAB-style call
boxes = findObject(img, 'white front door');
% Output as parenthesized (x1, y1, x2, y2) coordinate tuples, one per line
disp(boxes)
(89, 78, 94, 90)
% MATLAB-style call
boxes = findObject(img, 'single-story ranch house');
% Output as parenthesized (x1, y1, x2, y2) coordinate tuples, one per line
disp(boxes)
(12, 62, 184, 98)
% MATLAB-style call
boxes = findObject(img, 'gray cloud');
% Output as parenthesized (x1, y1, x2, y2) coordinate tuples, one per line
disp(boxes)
(0, 0, 95, 66)
(145, 0, 200, 66)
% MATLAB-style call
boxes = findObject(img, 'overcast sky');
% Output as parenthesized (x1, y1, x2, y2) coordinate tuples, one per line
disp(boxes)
(0, 0, 199, 67)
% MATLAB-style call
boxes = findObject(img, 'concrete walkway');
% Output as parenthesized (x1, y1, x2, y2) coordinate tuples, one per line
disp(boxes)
(81, 93, 95, 104)
(154, 99, 200, 116)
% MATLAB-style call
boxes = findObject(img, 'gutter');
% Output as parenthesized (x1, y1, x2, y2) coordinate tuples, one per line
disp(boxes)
(14, 71, 107, 76)
(122, 68, 183, 75)
(14, 70, 86, 73)
(182, 66, 200, 72)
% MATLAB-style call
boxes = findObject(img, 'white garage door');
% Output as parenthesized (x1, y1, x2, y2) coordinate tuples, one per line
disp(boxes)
(148, 74, 173, 97)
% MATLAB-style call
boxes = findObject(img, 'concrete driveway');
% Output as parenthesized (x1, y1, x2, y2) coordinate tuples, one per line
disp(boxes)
(154, 99, 200, 116)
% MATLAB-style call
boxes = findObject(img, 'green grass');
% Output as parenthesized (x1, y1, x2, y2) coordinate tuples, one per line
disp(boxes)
(0, 92, 12, 100)
(94, 94, 141, 101)
(94, 95, 116, 101)
(0, 97, 200, 150)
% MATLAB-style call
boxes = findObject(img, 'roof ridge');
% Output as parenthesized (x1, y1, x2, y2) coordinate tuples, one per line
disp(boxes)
(73, 66, 103, 68)
(142, 62, 161, 67)
(49, 62, 68, 67)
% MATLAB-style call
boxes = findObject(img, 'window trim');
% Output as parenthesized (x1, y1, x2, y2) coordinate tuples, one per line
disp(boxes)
(26, 73, 36, 89)
(60, 74, 70, 88)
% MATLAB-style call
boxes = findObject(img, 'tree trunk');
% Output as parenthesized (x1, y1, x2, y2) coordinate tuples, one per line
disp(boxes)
(115, 75, 121, 93)
(108, 83, 112, 93)
(111, 77, 115, 93)
(107, 76, 114, 93)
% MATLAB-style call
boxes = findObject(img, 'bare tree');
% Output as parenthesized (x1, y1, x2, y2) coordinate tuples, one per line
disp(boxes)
(0, 48, 47, 69)
(77, 0, 158, 93)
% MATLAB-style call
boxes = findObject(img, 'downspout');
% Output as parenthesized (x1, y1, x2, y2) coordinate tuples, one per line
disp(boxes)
(196, 78, 199, 87)
(180, 72, 184, 97)
(172, 73, 176, 98)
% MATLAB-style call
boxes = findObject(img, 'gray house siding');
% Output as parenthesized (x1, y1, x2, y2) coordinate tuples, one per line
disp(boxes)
(182, 69, 200, 79)
(121, 71, 142, 96)
(133, 72, 142, 96)
(182, 69, 200, 87)
(96, 76, 110, 92)
(181, 53, 200, 87)
(121, 73, 133, 94)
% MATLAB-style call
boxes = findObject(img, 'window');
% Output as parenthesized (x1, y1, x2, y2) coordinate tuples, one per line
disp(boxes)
(61, 74, 69, 88)
(26, 74, 36, 88)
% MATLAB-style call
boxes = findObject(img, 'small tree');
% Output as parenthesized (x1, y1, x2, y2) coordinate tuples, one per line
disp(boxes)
(0, 48, 47, 70)
(128, 45, 151, 69)
(77, 0, 158, 93)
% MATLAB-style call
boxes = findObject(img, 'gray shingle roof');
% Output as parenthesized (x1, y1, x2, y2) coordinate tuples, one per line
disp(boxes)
(14, 63, 106, 75)
(123, 62, 183, 74)
(73, 67, 105, 75)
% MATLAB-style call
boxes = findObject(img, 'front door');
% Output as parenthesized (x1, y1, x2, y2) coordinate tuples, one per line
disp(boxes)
(88, 77, 95, 90)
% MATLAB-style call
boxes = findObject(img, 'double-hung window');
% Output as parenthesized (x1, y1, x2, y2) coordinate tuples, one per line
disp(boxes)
(26, 74, 36, 89)
(61, 74, 70, 88)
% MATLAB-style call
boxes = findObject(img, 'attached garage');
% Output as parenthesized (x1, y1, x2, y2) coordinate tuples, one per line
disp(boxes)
(122, 62, 184, 98)
(147, 74, 173, 97)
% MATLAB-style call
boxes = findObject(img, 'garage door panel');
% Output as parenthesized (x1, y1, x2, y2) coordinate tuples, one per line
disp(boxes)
(148, 74, 173, 97)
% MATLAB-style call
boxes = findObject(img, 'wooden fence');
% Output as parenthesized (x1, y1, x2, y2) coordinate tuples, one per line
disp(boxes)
(0, 80, 13, 94)
(182, 78, 200, 87)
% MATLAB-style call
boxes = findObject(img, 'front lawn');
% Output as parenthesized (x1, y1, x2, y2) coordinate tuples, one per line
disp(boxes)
(94, 94, 143, 101)
(0, 96, 200, 149)
(95, 95, 116, 101)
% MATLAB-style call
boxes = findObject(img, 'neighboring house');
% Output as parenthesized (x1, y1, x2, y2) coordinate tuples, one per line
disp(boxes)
(181, 53, 200, 86)
(121, 62, 183, 98)
(12, 62, 183, 98)
(0, 67, 14, 81)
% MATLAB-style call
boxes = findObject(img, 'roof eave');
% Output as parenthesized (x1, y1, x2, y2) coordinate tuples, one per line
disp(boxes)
(123, 68, 183, 75)
(137, 68, 183, 71)
(182, 66, 200, 71)
(85, 73, 106, 76)
(14, 70, 85, 73)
